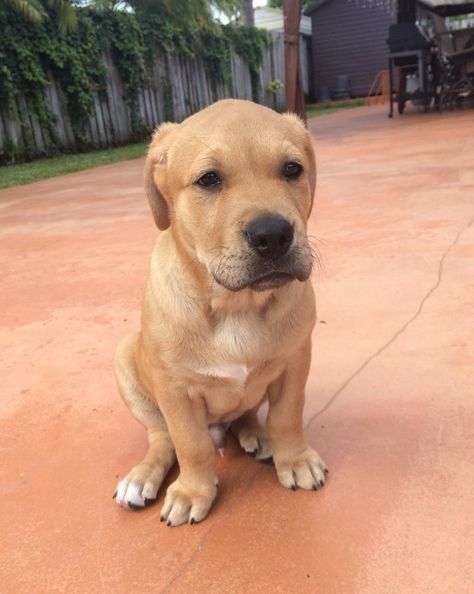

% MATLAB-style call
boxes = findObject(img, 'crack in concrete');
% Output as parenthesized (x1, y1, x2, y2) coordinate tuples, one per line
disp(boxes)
(159, 218, 472, 593)
(304, 218, 473, 427)
(160, 465, 262, 594)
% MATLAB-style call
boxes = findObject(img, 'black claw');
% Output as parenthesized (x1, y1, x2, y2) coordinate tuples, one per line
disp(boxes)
(144, 497, 155, 507)
(312, 484, 318, 491)
(128, 502, 141, 511)
(318, 479, 324, 488)
(290, 485, 297, 491)
(160, 516, 165, 522)
(190, 517, 195, 525)
(260, 456, 274, 465)
(324, 468, 329, 475)
(112, 490, 117, 499)
(167, 520, 172, 527)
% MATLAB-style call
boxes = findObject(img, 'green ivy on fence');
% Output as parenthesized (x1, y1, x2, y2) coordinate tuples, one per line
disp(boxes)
(0, 3, 270, 163)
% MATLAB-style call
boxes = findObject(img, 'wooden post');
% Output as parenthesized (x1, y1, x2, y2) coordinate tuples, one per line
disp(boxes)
(242, 0, 255, 27)
(397, 0, 417, 23)
(283, 0, 306, 122)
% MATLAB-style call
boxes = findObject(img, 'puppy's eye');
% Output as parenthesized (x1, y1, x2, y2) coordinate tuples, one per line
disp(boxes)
(196, 171, 221, 189)
(283, 161, 303, 179)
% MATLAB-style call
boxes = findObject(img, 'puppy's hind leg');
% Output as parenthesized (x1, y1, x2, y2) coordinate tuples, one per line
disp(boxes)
(113, 333, 176, 510)
(231, 408, 273, 463)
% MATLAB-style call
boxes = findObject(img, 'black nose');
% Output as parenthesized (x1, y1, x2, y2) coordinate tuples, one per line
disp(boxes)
(245, 215, 294, 260)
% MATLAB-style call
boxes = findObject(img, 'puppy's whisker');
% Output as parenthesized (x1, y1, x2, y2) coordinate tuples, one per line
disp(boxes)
(303, 243, 324, 281)
(310, 252, 324, 278)
(306, 236, 326, 275)
(307, 234, 330, 252)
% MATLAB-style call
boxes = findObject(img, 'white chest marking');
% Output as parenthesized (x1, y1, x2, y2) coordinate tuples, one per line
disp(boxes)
(199, 362, 250, 385)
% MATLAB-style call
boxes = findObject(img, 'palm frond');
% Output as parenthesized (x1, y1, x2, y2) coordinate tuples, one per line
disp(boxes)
(48, 0, 78, 33)
(4, 0, 47, 23)
(126, 0, 242, 23)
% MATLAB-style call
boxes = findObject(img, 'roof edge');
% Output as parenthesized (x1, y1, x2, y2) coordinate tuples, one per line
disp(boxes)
(304, 0, 333, 15)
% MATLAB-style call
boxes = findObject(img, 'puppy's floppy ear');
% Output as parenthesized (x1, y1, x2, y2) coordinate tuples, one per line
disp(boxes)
(282, 112, 317, 217)
(144, 122, 179, 230)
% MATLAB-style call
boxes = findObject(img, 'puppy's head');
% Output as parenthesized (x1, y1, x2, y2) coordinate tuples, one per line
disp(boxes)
(145, 99, 316, 292)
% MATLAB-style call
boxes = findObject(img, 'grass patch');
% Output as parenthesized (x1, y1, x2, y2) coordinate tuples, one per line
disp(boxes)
(0, 142, 148, 190)
(306, 98, 367, 119)
(0, 99, 368, 190)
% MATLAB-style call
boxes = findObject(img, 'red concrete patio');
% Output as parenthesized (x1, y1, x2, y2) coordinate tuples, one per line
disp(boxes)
(1, 105, 473, 594)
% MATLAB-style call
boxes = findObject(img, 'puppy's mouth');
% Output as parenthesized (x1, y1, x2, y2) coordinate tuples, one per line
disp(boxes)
(209, 246, 312, 292)
(212, 266, 308, 292)
(249, 271, 295, 291)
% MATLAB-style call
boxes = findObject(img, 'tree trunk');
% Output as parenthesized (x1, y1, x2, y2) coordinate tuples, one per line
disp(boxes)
(283, 0, 306, 122)
(242, 0, 254, 27)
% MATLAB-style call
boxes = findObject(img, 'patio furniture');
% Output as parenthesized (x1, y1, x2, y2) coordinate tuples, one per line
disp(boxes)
(387, 23, 437, 116)
(367, 70, 390, 105)
(317, 87, 332, 102)
(418, 0, 474, 17)
(433, 27, 474, 110)
(333, 75, 351, 100)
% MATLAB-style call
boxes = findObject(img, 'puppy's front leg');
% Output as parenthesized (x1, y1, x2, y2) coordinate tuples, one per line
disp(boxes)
(267, 338, 328, 491)
(157, 384, 217, 527)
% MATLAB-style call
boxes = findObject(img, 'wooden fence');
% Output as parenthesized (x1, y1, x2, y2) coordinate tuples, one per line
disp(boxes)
(0, 33, 310, 159)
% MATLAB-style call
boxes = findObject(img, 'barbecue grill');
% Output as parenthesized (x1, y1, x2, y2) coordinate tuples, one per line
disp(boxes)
(387, 23, 437, 116)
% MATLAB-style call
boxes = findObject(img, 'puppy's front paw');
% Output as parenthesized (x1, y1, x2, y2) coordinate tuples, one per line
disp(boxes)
(160, 476, 218, 527)
(275, 446, 328, 491)
(114, 462, 169, 510)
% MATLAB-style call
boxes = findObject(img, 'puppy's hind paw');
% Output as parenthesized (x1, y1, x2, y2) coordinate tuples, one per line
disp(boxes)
(237, 427, 273, 463)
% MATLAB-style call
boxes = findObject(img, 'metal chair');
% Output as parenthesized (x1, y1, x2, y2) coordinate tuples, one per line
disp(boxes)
(434, 28, 474, 110)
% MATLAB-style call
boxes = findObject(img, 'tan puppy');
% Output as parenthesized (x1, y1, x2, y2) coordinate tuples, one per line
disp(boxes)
(113, 99, 328, 526)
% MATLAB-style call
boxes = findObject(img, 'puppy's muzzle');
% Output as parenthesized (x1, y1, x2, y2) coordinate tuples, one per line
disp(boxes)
(245, 215, 294, 260)
(209, 214, 312, 292)
(243, 215, 298, 291)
